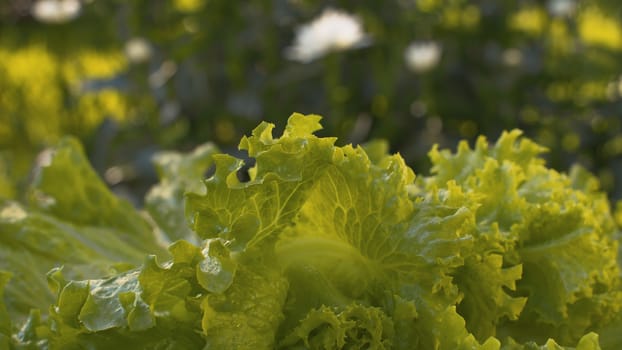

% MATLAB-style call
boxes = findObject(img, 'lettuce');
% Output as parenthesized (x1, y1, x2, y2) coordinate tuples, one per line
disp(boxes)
(0, 138, 168, 325)
(1, 113, 620, 349)
(145, 142, 219, 244)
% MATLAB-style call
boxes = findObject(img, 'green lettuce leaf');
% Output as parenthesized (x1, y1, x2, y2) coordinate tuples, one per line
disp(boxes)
(201, 263, 289, 348)
(279, 303, 395, 349)
(0, 137, 167, 323)
(501, 332, 601, 350)
(423, 130, 622, 345)
(146, 142, 219, 243)
(186, 114, 336, 251)
(40, 240, 206, 349)
(28, 137, 164, 254)
(0, 200, 157, 322)
(39, 238, 287, 349)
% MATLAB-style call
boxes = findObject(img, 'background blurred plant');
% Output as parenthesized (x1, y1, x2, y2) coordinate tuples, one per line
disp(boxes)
(2, 0, 622, 202)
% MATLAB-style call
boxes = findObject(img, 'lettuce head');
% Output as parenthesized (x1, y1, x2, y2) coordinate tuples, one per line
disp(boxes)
(1, 113, 620, 349)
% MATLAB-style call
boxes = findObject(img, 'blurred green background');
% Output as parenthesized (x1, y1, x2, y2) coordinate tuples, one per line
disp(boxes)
(2, 0, 622, 203)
